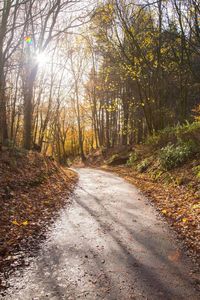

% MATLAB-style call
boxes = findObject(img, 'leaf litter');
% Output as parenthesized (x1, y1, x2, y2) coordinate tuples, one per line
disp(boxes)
(0, 149, 77, 292)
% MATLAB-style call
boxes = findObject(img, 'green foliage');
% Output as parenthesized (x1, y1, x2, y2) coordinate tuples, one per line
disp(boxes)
(146, 126, 177, 148)
(151, 170, 164, 181)
(193, 165, 200, 179)
(126, 152, 138, 166)
(146, 122, 200, 149)
(107, 154, 118, 164)
(159, 141, 197, 170)
(137, 159, 150, 173)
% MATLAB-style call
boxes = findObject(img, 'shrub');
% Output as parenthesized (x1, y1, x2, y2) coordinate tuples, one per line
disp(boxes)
(137, 159, 150, 173)
(176, 121, 200, 143)
(146, 126, 177, 148)
(126, 152, 138, 166)
(159, 141, 197, 170)
(146, 121, 200, 149)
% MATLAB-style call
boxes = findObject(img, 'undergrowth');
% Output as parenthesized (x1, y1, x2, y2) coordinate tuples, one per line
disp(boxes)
(159, 141, 198, 170)
(146, 121, 200, 149)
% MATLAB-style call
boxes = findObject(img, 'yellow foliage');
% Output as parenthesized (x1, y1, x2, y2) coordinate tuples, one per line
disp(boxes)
(12, 220, 29, 226)
(193, 104, 200, 121)
(22, 220, 29, 226)
(182, 218, 188, 223)
(192, 203, 200, 210)
(12, 220, 20, 226)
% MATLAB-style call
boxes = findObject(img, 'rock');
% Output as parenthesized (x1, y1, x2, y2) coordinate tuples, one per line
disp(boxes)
(106, 154, 130, 166)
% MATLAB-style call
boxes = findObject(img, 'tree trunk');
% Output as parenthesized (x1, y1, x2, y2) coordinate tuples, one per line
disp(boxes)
(23, 65, 38, 150)
(0, 72, 8, 147)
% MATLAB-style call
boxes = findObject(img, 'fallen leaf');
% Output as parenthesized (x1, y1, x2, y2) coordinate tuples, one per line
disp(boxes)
(12, 220, 20, 226)
(192, 203, 200, 210)
(168, 250, 181, 262)
(22, 220, 29, 226)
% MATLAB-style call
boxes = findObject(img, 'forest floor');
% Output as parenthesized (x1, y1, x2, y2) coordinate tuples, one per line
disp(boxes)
(0, 148, 77, 291)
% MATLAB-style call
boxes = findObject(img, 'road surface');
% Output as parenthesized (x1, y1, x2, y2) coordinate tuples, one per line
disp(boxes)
(4, 168, 199, 299)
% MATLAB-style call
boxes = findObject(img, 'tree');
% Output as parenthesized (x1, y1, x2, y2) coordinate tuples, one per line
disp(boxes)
(0, 0, 28, 146)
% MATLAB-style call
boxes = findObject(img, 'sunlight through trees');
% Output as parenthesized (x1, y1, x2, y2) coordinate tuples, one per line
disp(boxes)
(0, 0, 199, 163)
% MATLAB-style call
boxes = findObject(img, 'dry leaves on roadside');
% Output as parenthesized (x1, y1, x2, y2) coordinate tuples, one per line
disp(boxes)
(105, 165, 200, 265)
(0, 150, 78, 289)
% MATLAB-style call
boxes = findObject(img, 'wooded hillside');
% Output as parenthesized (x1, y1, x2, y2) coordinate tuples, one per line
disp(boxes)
(0, 0, 199, 161)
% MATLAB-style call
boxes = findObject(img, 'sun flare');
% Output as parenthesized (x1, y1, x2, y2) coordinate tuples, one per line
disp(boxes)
(35, 52, 49, 66)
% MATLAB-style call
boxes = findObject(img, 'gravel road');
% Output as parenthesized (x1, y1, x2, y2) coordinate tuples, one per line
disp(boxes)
(4, 168, 199, 300)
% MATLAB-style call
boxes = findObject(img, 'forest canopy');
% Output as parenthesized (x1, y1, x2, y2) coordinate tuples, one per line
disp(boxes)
(0, 0, 200, 162)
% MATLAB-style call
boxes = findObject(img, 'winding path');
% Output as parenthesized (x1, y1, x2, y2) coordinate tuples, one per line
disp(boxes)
(4, 168, 199, 299)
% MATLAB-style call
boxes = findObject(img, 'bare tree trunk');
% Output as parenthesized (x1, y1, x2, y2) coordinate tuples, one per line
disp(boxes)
(0, 72, 8, 147)
(23, 65, 38, 150)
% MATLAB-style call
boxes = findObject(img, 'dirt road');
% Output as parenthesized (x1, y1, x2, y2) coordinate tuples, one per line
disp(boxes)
(4, 168, 199, 299)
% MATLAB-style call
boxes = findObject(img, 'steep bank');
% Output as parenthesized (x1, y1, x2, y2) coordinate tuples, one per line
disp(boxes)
(0, 148, 77, 291)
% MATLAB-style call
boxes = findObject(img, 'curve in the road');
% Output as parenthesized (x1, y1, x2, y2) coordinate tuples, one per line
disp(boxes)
(4, 168, 199, 300)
